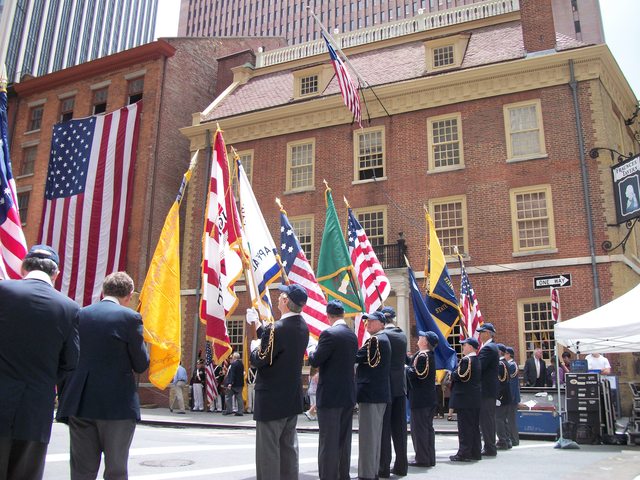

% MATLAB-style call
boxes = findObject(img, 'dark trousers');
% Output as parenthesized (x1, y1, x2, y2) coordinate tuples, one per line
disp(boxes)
(225, 386, 243, 413)
(507, 403, 520, 446)
(495, 405, 510, 446)
(68, 417, 136, 480)
(455, 407, 481, 460)
(409, 405, 436, 466)
(317, 406, 354, 480)
(479, 396, 497, 455)
(0, 437, 48, 480)
(379, 395, 408, 476)
(255, 415, 299, 480)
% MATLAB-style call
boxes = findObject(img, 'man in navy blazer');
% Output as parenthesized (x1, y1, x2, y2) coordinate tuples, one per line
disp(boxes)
(249, 284, 310, 480)
(0, 245, 80, 480)
(308, 300, 358, 480)
(56, 271, 149, 480)
(477, 322, 500, 457)
(224, 352, 245, 416)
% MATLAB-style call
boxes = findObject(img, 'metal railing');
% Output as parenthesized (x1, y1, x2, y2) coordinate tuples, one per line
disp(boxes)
(255, 0, 520, 68)
(372, 238, 407, 269)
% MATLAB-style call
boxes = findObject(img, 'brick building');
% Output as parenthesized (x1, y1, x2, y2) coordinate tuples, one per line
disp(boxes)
(180, 0, 639, 409)
(8, 35, 286, 404)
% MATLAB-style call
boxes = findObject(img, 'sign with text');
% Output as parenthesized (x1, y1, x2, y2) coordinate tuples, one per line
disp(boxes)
(612, 154, 640, 224)
(533, 274, 572, 289)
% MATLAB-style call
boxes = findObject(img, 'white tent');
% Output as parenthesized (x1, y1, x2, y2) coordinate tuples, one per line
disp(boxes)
(554, 283, 640, 354)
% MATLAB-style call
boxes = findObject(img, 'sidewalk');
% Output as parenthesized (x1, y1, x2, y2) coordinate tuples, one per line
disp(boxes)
(139, 406, 460, 434)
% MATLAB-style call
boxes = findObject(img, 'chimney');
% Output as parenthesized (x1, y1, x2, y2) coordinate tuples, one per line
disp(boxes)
(520, 0, 557, 55)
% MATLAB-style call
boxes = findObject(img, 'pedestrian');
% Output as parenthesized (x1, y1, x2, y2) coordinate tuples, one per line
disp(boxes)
(449, 337, 482, 462)
(477, 322, 500, 457)
(406, 331, 438, 468)
(355, 311, 391, 480)
(523, 347, 547, 387)
(224, 352, 245, 416)
(170, 363, 188, 414)
(304, 369, 318, 420)
(495, 343, 513, 450)
(379, 306, 408, 478)
(190, 359, 206, 411)
(249, 284, 309, 480)
(505, 346, 520, 447)
(56, 271, 149, 480)
(0, 245, 80, 480)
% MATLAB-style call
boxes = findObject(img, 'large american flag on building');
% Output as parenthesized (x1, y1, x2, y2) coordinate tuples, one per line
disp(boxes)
(205, 341, 219, 408)
(322, 32, 362, 127)
(39, 102, 142, 305)
(0, 86, 27, 279)
(458, 258, 484, 339)
(279, 210, 329, 339)
(347, 208, 390, 347)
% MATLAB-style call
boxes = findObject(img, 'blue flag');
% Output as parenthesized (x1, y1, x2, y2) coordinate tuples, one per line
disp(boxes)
(408, 267, 457, 371)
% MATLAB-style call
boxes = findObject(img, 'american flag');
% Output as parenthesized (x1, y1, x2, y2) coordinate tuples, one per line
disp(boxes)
(347, 208, 390, 347)
(458, 258, 484, 339)
(279, 210, 330, 339)
(322, 32, 362, 127)
(0, 87, 27, 279)
(205, 341, 219, 408)
(39, 102, 142, 305)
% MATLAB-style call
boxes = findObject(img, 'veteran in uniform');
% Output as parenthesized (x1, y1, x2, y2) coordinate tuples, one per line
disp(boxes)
(477, 323, 500, 457)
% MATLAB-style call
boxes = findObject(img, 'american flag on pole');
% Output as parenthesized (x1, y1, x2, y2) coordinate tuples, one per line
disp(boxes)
(39, 102, 142, 305)
(347, 207, 390, 347)
(0, 82, 28, 279)
(458, 257, 484, 340)
(205, 341, 219, 408)
(200, 128, 244, 364)
(322, 32, 362, 127)
(279, 209, 329, 339)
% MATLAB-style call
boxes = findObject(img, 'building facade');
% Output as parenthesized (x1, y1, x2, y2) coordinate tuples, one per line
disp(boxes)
(0, 0, 159, 83)
(178, 0, 604, 45)
(180, 0, 639, 409)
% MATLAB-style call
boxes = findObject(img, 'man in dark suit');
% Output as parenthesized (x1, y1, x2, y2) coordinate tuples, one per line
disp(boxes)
(449, 337, 482, 462)
(0, 245, 80, 480)
(406, 331, 438, 468)
(224, 352, 245, 416)
(505, 346, 520, 447)
(249, 284, 310, 480)
(477, 322, 499, 457)
(379, 306, 408, 478)
(494, 343, 513, 450)
(523, 348, 547, 387)
(308, 300, 358, 480)
(356, 311, 391, 480)
(56, 271, 149, 480)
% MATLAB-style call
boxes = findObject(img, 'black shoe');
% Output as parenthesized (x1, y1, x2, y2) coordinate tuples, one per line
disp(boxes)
(495, 442, 509, 450)
(234, 412, 244, 416)
(481, 449, 497, 457)
(449, 455, 472, 462)
(378, 471, 390, 479)
(408, 461, 431, 467)
(392, 468, 408, 476)
(169, 408, 173, 412)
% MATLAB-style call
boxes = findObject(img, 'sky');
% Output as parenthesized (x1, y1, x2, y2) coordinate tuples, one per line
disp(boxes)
(154, 0, 639, 99)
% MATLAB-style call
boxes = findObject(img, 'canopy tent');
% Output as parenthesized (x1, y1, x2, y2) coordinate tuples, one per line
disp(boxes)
(554, 283, 640, 354)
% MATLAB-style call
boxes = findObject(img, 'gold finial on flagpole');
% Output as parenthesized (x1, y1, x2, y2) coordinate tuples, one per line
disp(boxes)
(343, 196, 351, 209)
(323, 179, 331, 191)
(275, 197, 286, 215)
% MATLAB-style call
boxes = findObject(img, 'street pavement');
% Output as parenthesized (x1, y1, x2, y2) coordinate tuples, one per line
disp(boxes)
(42, 407, 640, 479)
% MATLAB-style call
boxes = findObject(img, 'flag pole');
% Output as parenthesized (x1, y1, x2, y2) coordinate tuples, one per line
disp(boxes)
(453, 246, 471, 340)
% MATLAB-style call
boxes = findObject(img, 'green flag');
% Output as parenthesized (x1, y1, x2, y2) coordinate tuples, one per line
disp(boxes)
(317, 187, 363, 315)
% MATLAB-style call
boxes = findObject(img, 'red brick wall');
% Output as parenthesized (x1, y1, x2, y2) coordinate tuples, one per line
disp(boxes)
(520, 0, 557, 53)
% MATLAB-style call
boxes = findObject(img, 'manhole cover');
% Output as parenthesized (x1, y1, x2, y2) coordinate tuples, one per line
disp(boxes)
(140, 459, 195, 468)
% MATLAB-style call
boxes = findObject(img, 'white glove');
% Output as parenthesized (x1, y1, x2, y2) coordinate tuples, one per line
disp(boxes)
(496, 399, 501, 407)
(250, 339, 261, 352)
(246, 308, 259, 325)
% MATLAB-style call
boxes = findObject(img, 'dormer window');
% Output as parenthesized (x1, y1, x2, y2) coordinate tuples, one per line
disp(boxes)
(300, 74, 319, 96)
(424, 34, 470, 72)
(293, 65, 333, 100)
(433, 45, 455, 68)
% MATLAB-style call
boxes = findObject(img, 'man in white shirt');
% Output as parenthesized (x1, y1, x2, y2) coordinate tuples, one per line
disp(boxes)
(585, 353, 611, 375)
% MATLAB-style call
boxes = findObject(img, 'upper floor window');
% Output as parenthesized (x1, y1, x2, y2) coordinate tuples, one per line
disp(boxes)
(504, 99, 547, 161)
(510, 185, 556, 254)
(59, 97, 75, 122)
(20, 145, 37, 176)
(424, 34, 469, 72)
(428, 113, 464, 171)
(128, 77, 144, 104)
(429, 195, 468, 257)
(300, 74, 318, 96)
(93, 88, 108, 114)
(433, 45, 454, 68)
(28, 106, 44, 131)
(354, 127, 385, 181)
(17, 191, 30, 226)
(286, 139, 315, 192)
(289, 215, 314, 264)
(354, 206, 387, 247)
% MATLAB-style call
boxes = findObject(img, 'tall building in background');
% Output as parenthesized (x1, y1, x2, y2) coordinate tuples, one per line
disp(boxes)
(178, 0, 603, 46)
(0, 0, 159, 83)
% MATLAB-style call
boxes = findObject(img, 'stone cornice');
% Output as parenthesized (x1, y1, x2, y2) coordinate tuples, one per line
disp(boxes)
(180, 45, 637, 147)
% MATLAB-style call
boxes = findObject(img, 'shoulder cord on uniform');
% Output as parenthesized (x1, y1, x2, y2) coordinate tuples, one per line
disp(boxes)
(414, 352, 429, 379)
(509, 361, 519, 379)
(457, 356, 472, 382)
(256, 324, 275, 365)
(366, 335, 381, 368)
(498, 360, 508, 382)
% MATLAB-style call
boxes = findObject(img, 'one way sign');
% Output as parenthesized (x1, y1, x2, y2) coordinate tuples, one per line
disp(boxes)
(533, 274, 572, 289)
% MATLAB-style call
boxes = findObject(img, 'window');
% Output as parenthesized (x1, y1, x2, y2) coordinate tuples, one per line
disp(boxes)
(519, 298, 555, 363)
(354, 206, 386, 247)
(424, 34, 469, 72)
(510, 185, 556, 253)
(127, 77, 144, 104)
(20, 145, 37, 176)
(226, 316, 245, 357)
(286, 139, 315, 192)
(17, 191, 30, 226)
(300, 74, 318, 96)
(504, 99, 546, 161)
(354, 127, 385, 181)
(428, 113, 464, 171)
(59, 97, 75, 122)
(92, 88, 108, 114)
(237, 150, 254, 182)
(429, 195, 467, 256)
(28, 106, 44, 131)
(289, 215, 314, 264)
(433, 45, 454, 67)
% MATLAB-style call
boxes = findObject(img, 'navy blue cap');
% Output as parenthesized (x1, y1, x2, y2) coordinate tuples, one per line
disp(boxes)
(505, 347, 515, 356)
(496, 343, 507, 353)
(419, 330, 439, 347)
(278, 284, 308, 306)
(476, 323, 496, 333)
(460, 337, 480, 349)
(326, 300, 344, 315)
(25, 244, 60, 266)
(363, 311, 386, 323)
(381, 306, 396, 320)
